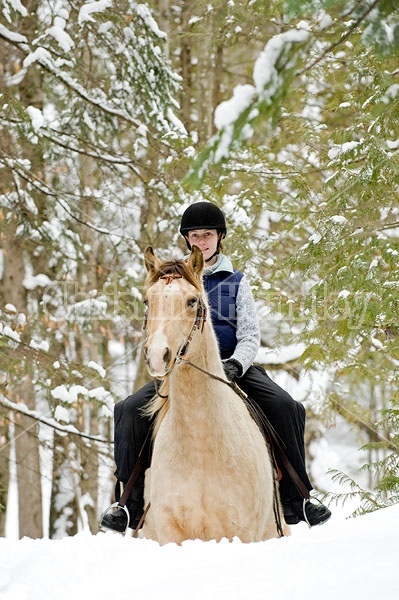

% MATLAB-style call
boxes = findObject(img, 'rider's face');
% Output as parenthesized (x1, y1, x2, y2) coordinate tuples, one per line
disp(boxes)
(186, 229, 219, 263)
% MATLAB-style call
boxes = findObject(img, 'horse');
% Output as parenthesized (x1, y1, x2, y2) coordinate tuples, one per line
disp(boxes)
(140, 245, 289, 544)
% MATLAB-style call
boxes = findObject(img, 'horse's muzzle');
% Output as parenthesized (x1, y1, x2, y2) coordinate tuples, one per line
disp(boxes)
(144, 343, 172, 378)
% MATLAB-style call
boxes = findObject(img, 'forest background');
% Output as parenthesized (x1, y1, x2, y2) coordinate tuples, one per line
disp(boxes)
(0, 0, 398, 539)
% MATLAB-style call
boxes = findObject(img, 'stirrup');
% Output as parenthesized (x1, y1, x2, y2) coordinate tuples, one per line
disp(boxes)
(99, 502, 130, 535)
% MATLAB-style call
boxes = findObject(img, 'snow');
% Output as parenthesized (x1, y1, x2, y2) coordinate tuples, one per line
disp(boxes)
(4, 303, 17, 313)
(309, 232, 321, 244)
(51, 384, 88, 403)
(253, 29, 309, 93)
(87, 360, 106, 378)
(0, 24, 27, 44)
(338, 290, 351, 299)
(330, 215, 348, 225)
(214, 84, 256, 129)
(2, 0, 27, 19)
(29, 339, 50, 352)
(88, 386, 110, 401)
(23, 47, 52, 69)
(256, 343, 306, 364)
(0, 505, 396, 600)
(328, 141, 361, 159)
(386, 138, 399, 149)
(53, 405, 70, 424)
(47, 17, 74, 53)
(2, 326, 21, 343)
(78, 0, 113, 25)
(136, 4, 167, 39)
(213, 28, 309, 132)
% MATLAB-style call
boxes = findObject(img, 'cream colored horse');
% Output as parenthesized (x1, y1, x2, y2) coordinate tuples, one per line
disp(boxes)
(141, 245, 288, 545)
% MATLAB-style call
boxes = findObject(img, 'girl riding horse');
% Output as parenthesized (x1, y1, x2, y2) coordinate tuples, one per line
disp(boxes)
(101, 202, 331, 535)
(138, 245, 288, 543)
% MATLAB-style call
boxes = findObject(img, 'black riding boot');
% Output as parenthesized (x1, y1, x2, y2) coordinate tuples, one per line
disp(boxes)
(103, 381, 155, 531)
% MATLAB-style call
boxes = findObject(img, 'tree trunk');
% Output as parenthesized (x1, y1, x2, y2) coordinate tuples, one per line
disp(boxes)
(0, 420, 10, 536)
(2, 230, 43, 538)
(180, 0, 193, 132)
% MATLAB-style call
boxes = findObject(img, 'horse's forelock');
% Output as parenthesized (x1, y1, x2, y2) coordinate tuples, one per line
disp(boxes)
(147, 259, 201, 292)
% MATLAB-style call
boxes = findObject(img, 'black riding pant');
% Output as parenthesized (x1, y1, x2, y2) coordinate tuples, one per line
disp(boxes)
(113, 365, 312, 525)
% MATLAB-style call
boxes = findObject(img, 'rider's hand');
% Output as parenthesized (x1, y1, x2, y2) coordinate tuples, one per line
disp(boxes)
(223, 359, 243, 381)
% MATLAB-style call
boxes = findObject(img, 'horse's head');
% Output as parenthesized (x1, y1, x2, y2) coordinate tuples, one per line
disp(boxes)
(143, 246, 206, 378)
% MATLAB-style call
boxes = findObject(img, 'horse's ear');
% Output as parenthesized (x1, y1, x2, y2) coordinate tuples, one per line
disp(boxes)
(144, 246, 161, 274)
(187, 245, 204, 278)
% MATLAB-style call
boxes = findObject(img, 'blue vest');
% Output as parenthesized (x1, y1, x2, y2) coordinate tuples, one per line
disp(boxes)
(203, 269, 243, 359)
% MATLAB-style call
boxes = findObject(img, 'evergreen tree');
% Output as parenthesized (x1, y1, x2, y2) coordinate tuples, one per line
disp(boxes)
(186, 0, 399, 513)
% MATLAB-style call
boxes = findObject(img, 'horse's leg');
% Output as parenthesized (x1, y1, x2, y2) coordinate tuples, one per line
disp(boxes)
(260, 507, 291, 540)
(155, 506, 187, 546)
(140, 468, 157, 540)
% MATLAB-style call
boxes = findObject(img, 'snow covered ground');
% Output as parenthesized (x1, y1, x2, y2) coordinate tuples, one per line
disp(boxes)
(0, 504, 396, 600)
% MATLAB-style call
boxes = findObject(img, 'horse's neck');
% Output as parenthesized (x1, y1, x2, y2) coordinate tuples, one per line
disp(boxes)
(169, 322, 228, 420)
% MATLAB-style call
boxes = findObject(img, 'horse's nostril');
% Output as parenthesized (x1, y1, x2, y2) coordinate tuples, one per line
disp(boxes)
(163, 348, 171, 364)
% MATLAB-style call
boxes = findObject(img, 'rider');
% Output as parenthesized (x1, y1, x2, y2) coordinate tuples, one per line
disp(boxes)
(101, 201, 331, 533)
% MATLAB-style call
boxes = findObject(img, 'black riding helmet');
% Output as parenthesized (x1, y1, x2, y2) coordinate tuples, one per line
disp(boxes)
(180, 202, 227, 260)
(180, 201, 227, 236)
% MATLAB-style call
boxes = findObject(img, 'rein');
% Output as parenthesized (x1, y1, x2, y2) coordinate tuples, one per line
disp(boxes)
(181, 357, 310, 498)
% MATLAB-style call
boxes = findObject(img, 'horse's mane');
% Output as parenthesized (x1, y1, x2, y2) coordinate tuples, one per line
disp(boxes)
(146, 258, 202, 292)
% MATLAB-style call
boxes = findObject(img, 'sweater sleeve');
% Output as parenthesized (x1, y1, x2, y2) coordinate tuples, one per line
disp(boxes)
(228, 275, 260, 375)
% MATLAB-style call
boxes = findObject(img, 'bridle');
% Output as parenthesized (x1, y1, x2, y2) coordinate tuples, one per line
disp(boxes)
(175, 295, 207, 363)
(144, 273, 207, 376)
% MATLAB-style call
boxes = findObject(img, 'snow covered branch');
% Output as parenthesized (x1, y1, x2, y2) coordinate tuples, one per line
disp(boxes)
(0, 395, 113, 445)
(185, 28, 310, 187)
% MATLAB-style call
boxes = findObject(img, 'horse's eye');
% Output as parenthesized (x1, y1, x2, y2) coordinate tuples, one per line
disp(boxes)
(187, 297, 197, 309)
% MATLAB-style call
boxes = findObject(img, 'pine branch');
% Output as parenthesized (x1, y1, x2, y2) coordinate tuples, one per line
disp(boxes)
(298, 0, 383, 75)
(330, 395, 399, 453)
(0, 28, 144, 129)
(0, 149, 141, 243)
(185, 28, 311, 187)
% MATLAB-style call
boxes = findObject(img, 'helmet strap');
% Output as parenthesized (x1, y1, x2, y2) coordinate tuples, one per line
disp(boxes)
(205, 249, 219, 263)
(204, 232, 224, 263)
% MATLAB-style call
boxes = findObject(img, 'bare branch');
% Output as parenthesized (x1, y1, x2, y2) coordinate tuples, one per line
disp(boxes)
(0, 395, 113, 445)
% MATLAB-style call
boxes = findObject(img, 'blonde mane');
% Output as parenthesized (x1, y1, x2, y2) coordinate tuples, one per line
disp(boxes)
(143, 381, 169, 437)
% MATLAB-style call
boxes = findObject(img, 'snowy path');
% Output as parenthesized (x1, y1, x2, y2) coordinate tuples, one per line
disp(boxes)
(0, 505, 397, 600)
